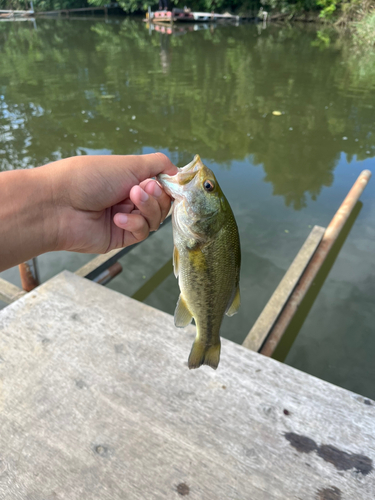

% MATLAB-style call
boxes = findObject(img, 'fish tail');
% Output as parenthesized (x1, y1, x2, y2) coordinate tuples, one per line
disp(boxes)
(188, 339, 221, 370)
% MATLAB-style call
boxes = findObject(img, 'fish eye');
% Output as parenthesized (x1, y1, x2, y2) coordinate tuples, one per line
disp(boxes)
(203, 179, 215, 192)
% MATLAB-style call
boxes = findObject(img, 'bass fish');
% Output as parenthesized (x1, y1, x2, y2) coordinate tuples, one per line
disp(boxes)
(157, 155, 241, 370)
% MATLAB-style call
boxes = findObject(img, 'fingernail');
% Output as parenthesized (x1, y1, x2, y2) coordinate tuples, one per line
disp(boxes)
(140, 189, 149, 202)
(153, 183, 162, 198)
(117, 214, 128, 225)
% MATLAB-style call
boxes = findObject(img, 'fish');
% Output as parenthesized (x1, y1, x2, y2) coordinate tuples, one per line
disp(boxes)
(157, 155, 241, 370)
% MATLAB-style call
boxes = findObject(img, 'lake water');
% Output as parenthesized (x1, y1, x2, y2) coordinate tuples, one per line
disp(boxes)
(1, 17, 374, 399)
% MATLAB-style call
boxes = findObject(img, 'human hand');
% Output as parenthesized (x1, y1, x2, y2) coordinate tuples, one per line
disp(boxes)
(0, 153, 178, 271)
(49, 153, 178, 254)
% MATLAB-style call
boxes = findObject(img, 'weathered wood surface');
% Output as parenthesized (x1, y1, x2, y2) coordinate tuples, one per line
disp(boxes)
(0, 271, 374, 500)
(243, 225, 326, 352)
(0, 276, 26, 304)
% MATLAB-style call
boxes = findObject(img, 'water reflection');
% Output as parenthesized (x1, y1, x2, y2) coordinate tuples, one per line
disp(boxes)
(1, 18, 375, 398)
(1, 19, 374, 211)
(148, 21, 212, 37)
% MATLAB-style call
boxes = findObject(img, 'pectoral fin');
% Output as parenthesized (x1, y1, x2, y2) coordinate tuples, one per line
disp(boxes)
(226, 286, 241, 317)
(174, 294, 193, 327)
(173, 246, 179, 278)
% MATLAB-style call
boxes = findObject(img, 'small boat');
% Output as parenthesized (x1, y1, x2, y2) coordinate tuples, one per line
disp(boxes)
(145, 8, 240, 23)
(147, 8, 193, 23)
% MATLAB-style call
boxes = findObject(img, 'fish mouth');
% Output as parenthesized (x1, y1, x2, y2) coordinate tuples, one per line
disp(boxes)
(157, 154, 202, 200)
(180, 154, 202, 173)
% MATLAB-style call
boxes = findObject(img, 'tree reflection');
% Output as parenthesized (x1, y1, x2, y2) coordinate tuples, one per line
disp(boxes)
(0, 20, 374, 209)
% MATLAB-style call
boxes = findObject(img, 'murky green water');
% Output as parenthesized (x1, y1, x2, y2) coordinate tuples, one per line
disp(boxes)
(1, 18, 374, 398)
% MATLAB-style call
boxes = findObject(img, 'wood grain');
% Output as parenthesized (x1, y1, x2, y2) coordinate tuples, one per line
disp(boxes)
(0, 271, 373, 499)
(0, 277, 26, 304)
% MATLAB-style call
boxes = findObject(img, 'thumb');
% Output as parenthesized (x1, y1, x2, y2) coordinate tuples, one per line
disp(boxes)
(131, 153, 178, 182)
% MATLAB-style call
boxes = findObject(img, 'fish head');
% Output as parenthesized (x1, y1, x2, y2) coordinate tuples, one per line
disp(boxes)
(158, 155, 230, 238)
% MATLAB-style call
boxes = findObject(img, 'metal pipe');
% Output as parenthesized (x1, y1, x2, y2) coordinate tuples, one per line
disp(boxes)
(18, 258, 40, 292)
(260, 169, 372, 358)
(92, 262, 122, 286)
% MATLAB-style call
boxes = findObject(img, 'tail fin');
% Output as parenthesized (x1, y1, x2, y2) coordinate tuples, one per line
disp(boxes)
(188, 339, 221, 370)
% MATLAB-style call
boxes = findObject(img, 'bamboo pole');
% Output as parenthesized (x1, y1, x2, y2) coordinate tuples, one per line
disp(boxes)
(259, 170, 371, 357)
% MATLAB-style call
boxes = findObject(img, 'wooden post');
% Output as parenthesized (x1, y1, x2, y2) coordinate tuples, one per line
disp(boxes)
(242, 226, 325, 352)
(18, 258, 40, 292)
(260, 170, 372, 357)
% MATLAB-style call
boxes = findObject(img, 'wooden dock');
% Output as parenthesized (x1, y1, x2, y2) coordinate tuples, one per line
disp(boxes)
(0, 8, 34, 18)
(0, 271, 374, 499)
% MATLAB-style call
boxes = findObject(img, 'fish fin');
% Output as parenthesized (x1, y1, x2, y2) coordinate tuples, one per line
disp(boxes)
(174, 294, 193, 327)
(226, 286, 241, 317)
(188, 339, 221, 370)
(173, 246, 179, 278)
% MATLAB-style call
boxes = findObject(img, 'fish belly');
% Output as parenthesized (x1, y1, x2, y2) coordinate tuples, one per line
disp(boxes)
(178, 236, 238, 369)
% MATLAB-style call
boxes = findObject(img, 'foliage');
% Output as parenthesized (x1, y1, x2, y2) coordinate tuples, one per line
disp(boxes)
(316, 0, 343, 18)
(86, 0, 258, 14)
(87, 0, 154, 13)
(259, 0, 318, 15)
(353, 8, 375, 44)
(36, 0, 88, 10)
(0, 0, 374, 22)
(0, 0, 28, 8)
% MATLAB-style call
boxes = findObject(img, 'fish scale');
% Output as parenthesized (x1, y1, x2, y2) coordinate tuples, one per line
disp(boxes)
(158, 155, 241, 370)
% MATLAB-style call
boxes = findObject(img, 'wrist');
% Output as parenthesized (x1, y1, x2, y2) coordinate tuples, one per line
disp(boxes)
(0, 166, 60, 271)
(45, 156, 83, 253)
(31, 164, 62, 253)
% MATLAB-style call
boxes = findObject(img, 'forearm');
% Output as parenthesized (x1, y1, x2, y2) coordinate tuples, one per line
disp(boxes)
(0, 167, 59, 272)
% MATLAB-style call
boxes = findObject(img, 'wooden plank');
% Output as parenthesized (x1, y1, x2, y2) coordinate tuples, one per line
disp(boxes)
(0, 9, 32, 12)
(0, 271, 373, 499)
(243, 225, 325, 352)
(0, 277, 26, 304)
(260, 170, 371, 358)
(75, 217, 171, 281)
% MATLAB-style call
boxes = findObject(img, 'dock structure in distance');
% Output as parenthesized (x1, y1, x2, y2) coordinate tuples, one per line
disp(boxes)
(145, 8, 244, 24)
